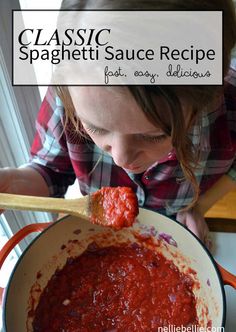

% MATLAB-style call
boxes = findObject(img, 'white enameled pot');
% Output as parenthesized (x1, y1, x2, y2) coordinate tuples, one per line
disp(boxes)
(1, 209, 236, 331)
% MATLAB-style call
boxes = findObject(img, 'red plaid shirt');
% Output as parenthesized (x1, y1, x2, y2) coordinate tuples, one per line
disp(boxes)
(29, 68, 236, 216)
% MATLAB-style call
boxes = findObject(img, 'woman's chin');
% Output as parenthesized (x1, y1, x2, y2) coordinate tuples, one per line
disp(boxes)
(123, 166, 146, 174)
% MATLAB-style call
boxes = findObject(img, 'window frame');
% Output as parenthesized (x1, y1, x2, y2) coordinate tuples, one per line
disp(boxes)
(0, 0, 52, 250)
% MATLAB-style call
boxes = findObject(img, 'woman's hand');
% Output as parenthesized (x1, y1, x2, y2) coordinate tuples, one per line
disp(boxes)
(0, 168, 16, 214)
(176, 207, 212, 250)
(0, 168, 15, 193)
(0, 167, 50, 214)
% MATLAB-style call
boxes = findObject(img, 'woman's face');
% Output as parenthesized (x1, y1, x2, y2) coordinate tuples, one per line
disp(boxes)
(69, 86, 173, 174)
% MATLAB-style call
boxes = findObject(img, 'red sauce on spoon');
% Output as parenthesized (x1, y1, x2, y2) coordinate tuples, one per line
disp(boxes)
(90, 187, 138, 229)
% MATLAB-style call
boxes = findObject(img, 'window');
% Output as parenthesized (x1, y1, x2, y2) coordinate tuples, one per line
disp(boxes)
(0, 0, 53, 304)
(19, 0, 63, 98)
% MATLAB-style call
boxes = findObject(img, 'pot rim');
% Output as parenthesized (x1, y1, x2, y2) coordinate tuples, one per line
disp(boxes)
(3, 209, 227, 330)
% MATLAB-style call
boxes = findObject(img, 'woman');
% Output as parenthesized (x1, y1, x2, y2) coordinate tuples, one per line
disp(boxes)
(1, 0, 236, 248)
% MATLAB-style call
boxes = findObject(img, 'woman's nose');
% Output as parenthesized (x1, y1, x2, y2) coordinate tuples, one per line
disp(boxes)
(105, 135, 139, 168)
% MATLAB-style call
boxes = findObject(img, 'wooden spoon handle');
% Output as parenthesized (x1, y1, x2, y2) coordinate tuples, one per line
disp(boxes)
(0, 193, 89, 218)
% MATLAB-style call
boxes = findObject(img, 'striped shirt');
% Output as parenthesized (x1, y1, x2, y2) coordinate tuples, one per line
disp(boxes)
(29, 68, 236, 216)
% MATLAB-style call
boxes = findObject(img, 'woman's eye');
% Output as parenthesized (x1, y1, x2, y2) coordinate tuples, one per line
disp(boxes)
(140, 134, 167, 143)
(85, 126, 107, 135)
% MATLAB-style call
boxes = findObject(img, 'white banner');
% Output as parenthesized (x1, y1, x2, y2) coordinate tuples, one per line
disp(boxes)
(13, 10, 223, 85)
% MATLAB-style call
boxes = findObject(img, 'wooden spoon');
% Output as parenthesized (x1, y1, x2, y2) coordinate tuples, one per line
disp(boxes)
(0, 187, 138, 229)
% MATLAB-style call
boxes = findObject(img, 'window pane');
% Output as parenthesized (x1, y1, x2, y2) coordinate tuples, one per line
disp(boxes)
(0, 216, 20, 289)
(19, 0, 63, 99)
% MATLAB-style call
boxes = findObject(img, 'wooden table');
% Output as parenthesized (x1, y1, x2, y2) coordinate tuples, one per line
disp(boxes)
(205, 190, 236, 232)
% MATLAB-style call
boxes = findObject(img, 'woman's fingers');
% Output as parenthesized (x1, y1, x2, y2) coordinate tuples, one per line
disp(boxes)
(176, 209, 212, 251)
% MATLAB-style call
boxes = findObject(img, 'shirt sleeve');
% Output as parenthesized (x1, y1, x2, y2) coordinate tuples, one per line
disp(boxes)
(227, 167, 236, 181)
(29, 87, 76, 197)
(226, 132, 236, 181)
(225, 66, 236, 182)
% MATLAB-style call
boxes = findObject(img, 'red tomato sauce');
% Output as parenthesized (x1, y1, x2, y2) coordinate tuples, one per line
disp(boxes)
(32, 242, 198, 331)
(90, 187, 138, 229)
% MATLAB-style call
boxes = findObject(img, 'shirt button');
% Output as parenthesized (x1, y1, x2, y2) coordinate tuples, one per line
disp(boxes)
(144, 175, 150, 180)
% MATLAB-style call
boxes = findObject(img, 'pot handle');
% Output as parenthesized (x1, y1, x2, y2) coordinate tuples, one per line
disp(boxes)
(0, 222, 52, 304)
(217, 263, 236, 289)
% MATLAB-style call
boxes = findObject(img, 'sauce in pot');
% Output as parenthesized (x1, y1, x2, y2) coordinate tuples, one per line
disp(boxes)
(32, 242, 198, 331)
